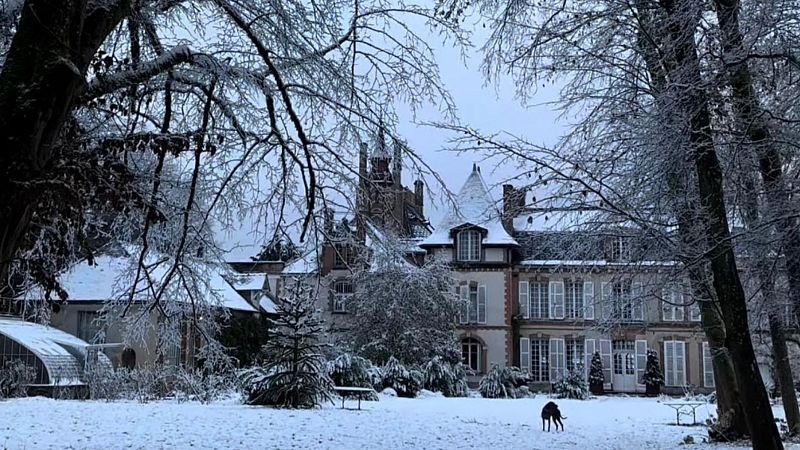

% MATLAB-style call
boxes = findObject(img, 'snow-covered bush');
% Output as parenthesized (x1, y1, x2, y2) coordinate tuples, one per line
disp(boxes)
(478, 365, 531, 399)
(327, 353, 378, 401)
(350, 252, 460, 366)
(641, 349, 664, 394)
(0, 360, 34, 399)
(421, 356, 469, 397)
(552, 365, 588, 400)
(381, 357, 422, 398)
(242, 282, 333, 408)
(589, 352, 604, 394)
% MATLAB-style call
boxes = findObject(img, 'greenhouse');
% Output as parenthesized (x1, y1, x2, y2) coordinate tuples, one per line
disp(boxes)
(0, 318, 112, 388)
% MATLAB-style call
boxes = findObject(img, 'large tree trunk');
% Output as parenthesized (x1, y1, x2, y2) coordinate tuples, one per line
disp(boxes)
(634, 1, 749, 439)
(657, 0, 782, 448)
(0, 0, 128, 284)
(712, 0, 800, 435)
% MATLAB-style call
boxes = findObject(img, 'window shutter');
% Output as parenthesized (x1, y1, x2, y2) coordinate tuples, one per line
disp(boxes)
(584, 281, 594, 320)
(550, 281, 564, 319)
(458, 285, 468, 324)
(478, 284, 487, 324)
(664, 341, 673, 386)
(599, 339, 612, 389)
(689, 302, 701, 322)
(520, 337, 530, 372)
(635, 340, 647, 387)
(632, 282, 644, 321)
(661, 288, 671, 322)
(703, 342, 715, 388)
(601, 282, 612, 320)
(674, 290, 685, 321)
(584, 339, 596, 380)
(676, 341, 686, 385)
(549, 338, 565, 381)
(519, 280, 530, 319)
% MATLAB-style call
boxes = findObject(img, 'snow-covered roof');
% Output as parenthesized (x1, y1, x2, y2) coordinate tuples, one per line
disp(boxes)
(512, 209, 598, 233)
(420, 166, 518, 247)
(20, 254, 256, 313)
(259, 293, 278, 314)
(0, 318, 112, 386)
(229, 273, 266, 291)
(282, 249, 320, 274)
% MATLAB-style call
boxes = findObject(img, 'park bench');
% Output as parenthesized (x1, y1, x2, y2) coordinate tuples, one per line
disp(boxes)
(663, 401, 706, 425)
(332, 386, 375, 410)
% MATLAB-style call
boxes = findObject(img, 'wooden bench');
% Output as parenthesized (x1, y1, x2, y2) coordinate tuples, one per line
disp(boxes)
(332, 386, 375, 410)
(663, 401, 706, 425)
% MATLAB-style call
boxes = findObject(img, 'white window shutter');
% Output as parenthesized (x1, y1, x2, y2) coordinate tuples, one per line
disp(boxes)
(632, 282, 644, 321)
(584, 281, 594, 320)
(664, 341, 675, 386)
(689, 302, 701, 322)
(458, 285, 468, 324)
(674, 290, 685, 321)
(519, 281, 530, 319)
(584, 339, 596, 380)
(549, 338, 558, 381)
(478, 284, 487, 324)
(703, 342, 715, 388)
(661, 288, 671, 322)
(635, 340, 647, 387)
(550, 281, 564, 319)
(599, 339, 612, 389)
(676, 341, 686, 385)
(520, 337, 530, 372)
(601, 282, 612, 320)
(558, 339, 566, 378)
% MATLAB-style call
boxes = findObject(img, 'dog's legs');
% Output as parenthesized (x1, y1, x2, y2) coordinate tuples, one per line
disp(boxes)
(555, 417, 563, 431)
(542, 418, 546, 431)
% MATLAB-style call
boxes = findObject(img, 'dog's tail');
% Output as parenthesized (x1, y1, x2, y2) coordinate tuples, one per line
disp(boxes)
(561, 416, 567, 420)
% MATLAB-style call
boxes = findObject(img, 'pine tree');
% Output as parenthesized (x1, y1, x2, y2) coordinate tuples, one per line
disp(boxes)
(242, 281, 333, 408)
(589, 352, 604, 394)
(641, 349, 664, 395)
(552, 364, 588, 400)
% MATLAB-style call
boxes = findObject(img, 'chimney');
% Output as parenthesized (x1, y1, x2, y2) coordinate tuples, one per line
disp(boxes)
(324, 207, 334, 234)
(502, 184, 523, 233)
(356, 142, 368, 244)
(414, 179, 424, 210)
(393, 139, 403, 186)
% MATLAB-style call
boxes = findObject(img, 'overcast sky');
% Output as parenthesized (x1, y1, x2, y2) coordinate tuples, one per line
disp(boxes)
(221, 19, 567, 261)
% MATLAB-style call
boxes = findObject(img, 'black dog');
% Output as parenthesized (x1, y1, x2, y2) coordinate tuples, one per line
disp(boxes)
(541, 401, 566, 431)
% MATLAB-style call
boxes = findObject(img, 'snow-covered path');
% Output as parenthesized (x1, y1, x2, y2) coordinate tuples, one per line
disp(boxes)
(0, 394, 770, 449)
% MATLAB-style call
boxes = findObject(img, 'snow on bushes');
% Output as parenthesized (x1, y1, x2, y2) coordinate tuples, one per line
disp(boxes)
(552, 365, 588, 400)
(0, 360, 34, 399)
(87, 365, 236, 403)
(326, 353, 378, 401)
(589, 352, 604, 388)
(478, 365, 531, 399)
(421, 356, 468, 397)
(381, 357, 422, 398)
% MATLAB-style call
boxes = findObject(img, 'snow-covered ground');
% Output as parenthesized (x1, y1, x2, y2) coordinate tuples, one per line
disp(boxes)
(0, 393, 786, 449)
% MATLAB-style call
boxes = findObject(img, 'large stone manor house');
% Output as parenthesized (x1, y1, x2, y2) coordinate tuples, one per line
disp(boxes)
(277, 140, 722, 395)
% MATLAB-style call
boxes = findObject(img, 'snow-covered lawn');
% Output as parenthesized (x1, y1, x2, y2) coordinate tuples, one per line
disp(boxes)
(0, 393, 782, 449)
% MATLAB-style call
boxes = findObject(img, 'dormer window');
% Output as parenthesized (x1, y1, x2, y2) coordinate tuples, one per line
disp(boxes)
(457, 230, 481, 262)
(606, 236, 629, 262)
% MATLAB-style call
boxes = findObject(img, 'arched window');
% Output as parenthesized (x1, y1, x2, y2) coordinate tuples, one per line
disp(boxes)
(457, 230, 481, 262)
(461, 337, 483, 373)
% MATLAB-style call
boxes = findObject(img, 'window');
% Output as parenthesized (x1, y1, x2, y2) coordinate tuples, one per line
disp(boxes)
(530, 339, 549, 382)
(606, 236, 629, 261)
(664, 341, 686, 386)
(461, 337, 482, 373)
(457, 230, 481, 262)
(565, 279, 584, 319)
(566, 338, 584, 372)
(703, 342, 715, 388)
(459, 283, 486, 324)
(531, 281, 549, 319)
(613, 341, 635, 375)
(549, 338, 565, 381)
(333, 243, 357, 268)
(78, 311, 104, 344)
(602, 281, 643, 322)
(332, 280, 353, 313)
(662, 287, 685, 322)
(613, 283, 633, 320)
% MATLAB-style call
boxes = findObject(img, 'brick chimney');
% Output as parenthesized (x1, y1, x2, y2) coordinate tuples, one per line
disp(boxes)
(502, 184, 525, 233)
(356, 142, 368, 244)
(414, 179, 424, 210)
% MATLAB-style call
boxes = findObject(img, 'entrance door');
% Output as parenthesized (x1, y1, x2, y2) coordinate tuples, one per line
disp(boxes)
(612, 341, 636, 392)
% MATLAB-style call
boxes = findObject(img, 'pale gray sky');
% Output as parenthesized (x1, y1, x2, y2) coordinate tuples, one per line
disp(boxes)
(220, 20, 567, 261)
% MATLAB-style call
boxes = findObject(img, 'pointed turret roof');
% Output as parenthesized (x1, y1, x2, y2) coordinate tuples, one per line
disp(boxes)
(420, 165, 518, 247)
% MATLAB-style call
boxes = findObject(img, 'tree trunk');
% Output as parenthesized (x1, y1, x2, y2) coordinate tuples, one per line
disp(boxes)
(634, 1, 749, 439)
(658, 1, 782, 448)
(712, 0, 800, 435)
(0, 0, 128, 284)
